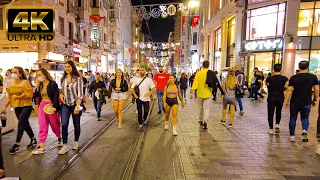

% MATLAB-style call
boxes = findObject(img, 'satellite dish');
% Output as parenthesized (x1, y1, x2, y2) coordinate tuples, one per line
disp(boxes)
(0, 0, 16, 5)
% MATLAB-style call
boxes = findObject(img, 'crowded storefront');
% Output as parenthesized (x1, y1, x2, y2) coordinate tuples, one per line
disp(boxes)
(296, 1, 320, 79)
(244, 2, 286, 81)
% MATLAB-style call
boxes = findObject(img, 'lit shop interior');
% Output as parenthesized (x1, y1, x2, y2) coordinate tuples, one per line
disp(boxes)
(244, 2, 286, 83)
(0, 52, 38, 74)
(296, 1, 320, 79)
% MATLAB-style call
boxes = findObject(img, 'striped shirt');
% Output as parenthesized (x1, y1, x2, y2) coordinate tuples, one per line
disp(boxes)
(61, 76, 84, 106)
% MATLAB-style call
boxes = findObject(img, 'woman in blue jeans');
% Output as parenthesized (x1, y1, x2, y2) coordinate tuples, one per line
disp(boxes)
(179, 73, 188, 100)
(58, 61, 84, 155)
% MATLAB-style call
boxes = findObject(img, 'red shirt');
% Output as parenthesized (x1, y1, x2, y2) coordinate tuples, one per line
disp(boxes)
(154, 73, 169, 90)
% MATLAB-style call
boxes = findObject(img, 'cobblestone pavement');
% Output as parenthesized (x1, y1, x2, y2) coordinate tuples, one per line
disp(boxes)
(175, 97, 320, 180)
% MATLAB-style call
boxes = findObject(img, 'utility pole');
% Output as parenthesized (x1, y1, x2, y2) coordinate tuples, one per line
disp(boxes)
(240, 0, 249, 70)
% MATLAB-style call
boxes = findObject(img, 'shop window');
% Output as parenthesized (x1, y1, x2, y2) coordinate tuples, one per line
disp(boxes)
(92, 0, 97, 7)
(193, 32, 197, 45)
(312, 9, 320, 36)
(298, 9, 313, 36)
(0, 8, 2, 30)
(104, 0, 107, 9)
(59, 17, 64, 36)
(215, 28, 222, 51)
(310, 50, 320, 76)
(247, 3, 286, 40)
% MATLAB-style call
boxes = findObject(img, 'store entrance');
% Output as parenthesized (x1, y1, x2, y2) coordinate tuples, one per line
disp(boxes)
(246, 51, 282, 83)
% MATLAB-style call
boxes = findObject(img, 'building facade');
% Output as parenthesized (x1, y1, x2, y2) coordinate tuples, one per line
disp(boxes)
(201, 0, 318, 81)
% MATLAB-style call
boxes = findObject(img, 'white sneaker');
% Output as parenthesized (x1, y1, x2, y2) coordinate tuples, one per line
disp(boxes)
(275, 124, 280, 134)
(32, 147, 46, 155)
(288, 136, 296, 142)
(164, 121, 169, 130)
(172, 126, 178, 136)
(135, 110, 138, 114)
(58, 145, 69, 155)
(268, 129, 274, 135)
(316, 145, 320, 155)
(72, 141, 79, 150)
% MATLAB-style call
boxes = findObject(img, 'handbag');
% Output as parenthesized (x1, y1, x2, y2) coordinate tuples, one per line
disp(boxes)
(134, 76, 147, 97)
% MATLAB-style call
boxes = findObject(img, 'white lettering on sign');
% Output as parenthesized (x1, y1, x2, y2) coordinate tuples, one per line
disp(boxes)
(54, 45, 74, 56)
(245, 38, 283, 51)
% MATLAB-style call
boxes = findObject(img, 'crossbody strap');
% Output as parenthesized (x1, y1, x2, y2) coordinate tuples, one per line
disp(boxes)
(137, 76, 147, 88)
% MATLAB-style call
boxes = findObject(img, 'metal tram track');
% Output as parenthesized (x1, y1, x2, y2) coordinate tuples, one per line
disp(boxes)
(49, 102, 133, 180)
(49, 100, 155, 180)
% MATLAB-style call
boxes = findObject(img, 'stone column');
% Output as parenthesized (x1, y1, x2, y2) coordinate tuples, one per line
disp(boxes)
(234, 7, 243, 66)
(282, 0, 300, 78)
(220, 20, 228, 70)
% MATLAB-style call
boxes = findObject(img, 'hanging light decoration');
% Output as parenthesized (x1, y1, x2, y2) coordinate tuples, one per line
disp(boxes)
(147, 43, 153, 49)
(167, 5, 177, 16)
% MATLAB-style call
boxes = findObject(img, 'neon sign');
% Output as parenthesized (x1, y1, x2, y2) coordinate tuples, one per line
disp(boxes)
(245, 38, 283, 52)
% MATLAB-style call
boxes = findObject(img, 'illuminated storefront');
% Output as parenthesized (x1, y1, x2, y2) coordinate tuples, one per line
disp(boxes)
(227, 17, 235, 67)
(0, 52, 38, 71)
(245, 2, 286, 81)
(213, 27, 222, 71)
(296, 1, 320, 79)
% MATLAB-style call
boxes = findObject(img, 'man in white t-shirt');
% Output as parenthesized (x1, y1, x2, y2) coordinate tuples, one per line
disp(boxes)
(131, 67, 156, 131)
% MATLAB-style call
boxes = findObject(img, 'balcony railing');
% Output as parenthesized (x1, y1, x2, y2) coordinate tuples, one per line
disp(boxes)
(67, 0, 79, 16)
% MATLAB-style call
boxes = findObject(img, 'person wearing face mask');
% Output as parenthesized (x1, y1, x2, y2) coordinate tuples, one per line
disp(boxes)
(32, 68, 61, 155)
(1, 66, 36, 155)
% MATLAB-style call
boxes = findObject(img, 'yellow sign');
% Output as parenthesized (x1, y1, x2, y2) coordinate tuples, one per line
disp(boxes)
(6, 6, 55, 42)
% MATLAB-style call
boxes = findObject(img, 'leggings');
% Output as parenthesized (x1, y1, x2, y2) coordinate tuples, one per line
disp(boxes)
(14, 106, 34, 142)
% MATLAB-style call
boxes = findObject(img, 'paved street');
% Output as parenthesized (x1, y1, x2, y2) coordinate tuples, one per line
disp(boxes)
(2, 96, 320, 179)
(177, 97, 320, 180)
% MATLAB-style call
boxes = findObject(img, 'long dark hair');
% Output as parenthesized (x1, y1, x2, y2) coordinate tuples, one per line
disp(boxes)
(169, 74, 178, 86)
(37, 68, 53, 81)
(61, 60, 80, 84)
(13, 66, 27, 80)
(115, 69, 124, 80)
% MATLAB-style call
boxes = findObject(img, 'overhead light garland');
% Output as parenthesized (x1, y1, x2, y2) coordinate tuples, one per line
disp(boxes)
(138, 42, 180, 50)
(133, 3, 188, 21)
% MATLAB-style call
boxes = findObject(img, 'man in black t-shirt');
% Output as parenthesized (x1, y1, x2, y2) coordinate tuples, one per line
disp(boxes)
(285, 61, 319, 142)
(266, 64, 288, 135)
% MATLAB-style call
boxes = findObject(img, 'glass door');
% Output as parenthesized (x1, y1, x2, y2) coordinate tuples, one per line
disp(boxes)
(246, 54, 256, 84)
(272, 52, 282, 66)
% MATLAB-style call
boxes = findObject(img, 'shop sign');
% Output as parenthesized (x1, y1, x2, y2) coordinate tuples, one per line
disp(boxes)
(91, 23, 100, 49)
(73, 43, 81, 58)
(54, 45, 73, 56)
(245, 38, 283, 52)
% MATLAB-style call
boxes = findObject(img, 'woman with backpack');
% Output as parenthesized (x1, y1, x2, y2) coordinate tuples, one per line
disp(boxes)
(220, 69, 238, 128)
(163, 74, 184, 136)
(108, 69, 128, 129)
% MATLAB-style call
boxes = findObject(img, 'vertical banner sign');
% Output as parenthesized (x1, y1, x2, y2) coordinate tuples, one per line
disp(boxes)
(192, 15, 200, 28)
(181, 16, 185, 29)
(6, 7, 55, 42)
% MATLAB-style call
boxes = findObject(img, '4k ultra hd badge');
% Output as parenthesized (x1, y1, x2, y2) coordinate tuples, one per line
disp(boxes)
(6, 7, 55, 42)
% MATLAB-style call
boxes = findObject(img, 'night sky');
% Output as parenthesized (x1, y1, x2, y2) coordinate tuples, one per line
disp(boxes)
(131, 0, 181, 42)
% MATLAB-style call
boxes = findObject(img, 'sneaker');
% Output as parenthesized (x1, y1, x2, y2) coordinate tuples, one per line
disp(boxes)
(203, 122, 208, 129)
(229, 124, 233, 128)
(275, 124, 280, 134)
(57, 138, 63, 147)
(220, 120, 226, 125)
(172, 126, 178, 136)
(58, 145, 69, 155)
(27, 138, 37, 148)
(268, 129, 274, 135)
(32, 147, 46, 155)
(288, 136, 296, 142)
(158, 111, 161, 114)
(135, 110, 138, 114)
(72, 142, 79, 150)
(302, 130, 308, 142)
(316, 144, 320, 155)
(138, 124, 143, 131)
(239, 111, 244, 116)
(144, 120, 148, 126)
(164, 121, 169, 130)
(9, 144, 19, 155)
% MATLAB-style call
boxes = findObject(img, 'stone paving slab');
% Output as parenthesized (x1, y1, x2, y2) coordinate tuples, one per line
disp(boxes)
(176, 97, 320, 179)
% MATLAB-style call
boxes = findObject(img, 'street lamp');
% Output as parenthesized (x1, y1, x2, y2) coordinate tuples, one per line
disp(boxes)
(188, 1, 199, 8)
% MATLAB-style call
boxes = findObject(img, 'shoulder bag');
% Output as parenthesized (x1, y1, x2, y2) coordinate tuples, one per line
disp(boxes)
(134, 76, 147, 97)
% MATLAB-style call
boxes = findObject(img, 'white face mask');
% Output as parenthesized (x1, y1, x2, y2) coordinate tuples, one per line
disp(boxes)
(136, 73, 140, 77)
(37, 76, 45, 82)
(11, 73, 18, 80)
